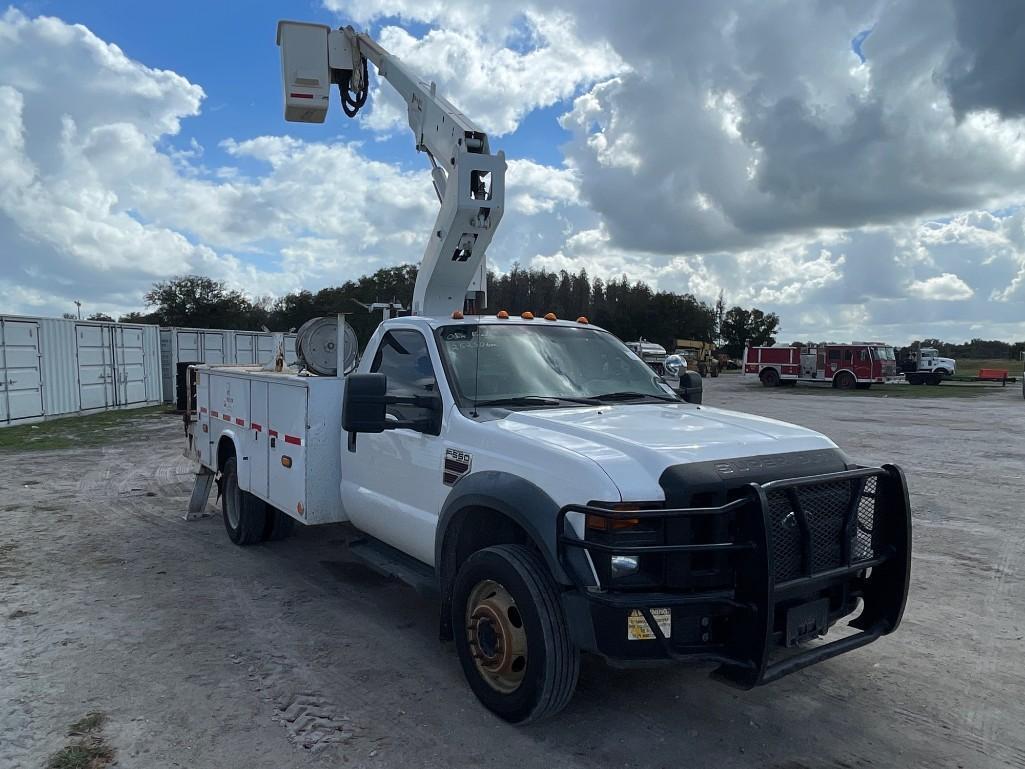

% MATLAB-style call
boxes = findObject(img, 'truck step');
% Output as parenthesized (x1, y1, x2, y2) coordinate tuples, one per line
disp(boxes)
(347, 537, 438, 597)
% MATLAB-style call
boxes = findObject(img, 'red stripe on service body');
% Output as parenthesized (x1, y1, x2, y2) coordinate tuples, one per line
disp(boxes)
(210, 410, 219, 417)
(268, 429, 278, 438)
(289, 92, 314, 99)
(222, 414, 231, 422)
(200, 407, 207, 413)
(235, 418, 245, 426)
(284, 434, 302, 446)
(251, 423, 262, 432)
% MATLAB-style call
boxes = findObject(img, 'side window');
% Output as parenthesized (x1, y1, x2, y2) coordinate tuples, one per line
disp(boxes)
(860, 349, 869, 362)
(371, 330, 439, 430)
(828, 349, 841, 362)
(843, 348, 853, 362)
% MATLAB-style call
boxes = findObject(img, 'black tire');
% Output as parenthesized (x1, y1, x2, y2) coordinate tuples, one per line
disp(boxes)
(834, 371, 856, 390)
(221, 457, 268, 546)
(760, 368, 780, 387)
(927, 373, 942, 386)
(452, 545, 579, 724)
(263, 507, 296, 541)
(907, 373, 924, 385)
(711, 368, 719, 378)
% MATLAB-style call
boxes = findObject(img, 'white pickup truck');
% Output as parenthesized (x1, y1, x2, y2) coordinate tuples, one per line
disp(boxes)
(184, 313, 912, 723)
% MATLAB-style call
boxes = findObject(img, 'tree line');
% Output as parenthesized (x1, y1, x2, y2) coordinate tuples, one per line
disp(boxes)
(113, 265, 781, 356)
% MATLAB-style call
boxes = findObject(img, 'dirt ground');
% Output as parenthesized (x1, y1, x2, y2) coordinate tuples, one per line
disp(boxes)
(2, 375, 1023, 769)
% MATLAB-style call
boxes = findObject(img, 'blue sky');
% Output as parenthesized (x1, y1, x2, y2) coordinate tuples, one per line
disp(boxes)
(13, 0, 570, 171)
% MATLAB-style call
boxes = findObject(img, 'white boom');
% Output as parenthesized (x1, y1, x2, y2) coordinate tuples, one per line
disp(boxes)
(276, 21, 506, 317)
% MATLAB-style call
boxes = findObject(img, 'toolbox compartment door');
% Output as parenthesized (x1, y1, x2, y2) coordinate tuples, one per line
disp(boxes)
(268, 384, 307, 520)
(249, 381, 269, 498)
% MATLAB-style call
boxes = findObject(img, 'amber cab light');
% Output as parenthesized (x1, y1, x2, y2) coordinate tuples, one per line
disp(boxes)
(544, 312, 557, 321)
(497, 310, 510, 319)
(521, 311, 535, 320)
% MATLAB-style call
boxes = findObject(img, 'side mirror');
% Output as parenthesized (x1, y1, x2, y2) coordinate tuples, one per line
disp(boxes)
(343, 373, 389, 433)
(679, 371, 703, 404)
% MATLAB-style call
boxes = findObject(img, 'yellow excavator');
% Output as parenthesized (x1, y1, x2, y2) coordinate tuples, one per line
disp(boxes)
(675, 338, 719, 377)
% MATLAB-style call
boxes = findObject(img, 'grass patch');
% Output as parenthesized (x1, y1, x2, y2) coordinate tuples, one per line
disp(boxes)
(47, 712, 114, 769)
(954, 358, 1023, 378)
(69, 713, 107, 735)
(0, 406, 170, 452)
(775, 383, 993, 398)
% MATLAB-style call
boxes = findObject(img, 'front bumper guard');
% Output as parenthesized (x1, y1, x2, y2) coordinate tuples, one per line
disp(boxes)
(557, 465, 911, 688)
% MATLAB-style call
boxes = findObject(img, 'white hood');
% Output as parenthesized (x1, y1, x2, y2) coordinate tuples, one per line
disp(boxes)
(494, 403, 837, 501)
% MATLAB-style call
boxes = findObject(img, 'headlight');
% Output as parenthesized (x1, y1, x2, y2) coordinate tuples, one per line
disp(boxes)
(664, 354, 684, 376)
(611, 555, 640, 578)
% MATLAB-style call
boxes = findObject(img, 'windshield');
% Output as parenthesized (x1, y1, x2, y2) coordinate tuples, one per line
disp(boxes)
(871, 346, 896, 360)
(437, 324, 677, 405)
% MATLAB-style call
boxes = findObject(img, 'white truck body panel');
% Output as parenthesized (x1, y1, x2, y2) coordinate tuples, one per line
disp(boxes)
(189, 317, 838, 568)
(193, 367, 345, 526)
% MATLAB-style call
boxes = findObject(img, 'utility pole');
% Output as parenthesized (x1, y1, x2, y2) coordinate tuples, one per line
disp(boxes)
(74, 300, 81, 319)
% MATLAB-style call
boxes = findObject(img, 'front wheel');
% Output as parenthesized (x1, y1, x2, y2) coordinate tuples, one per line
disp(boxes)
(834, 371, 857, 390)
(760, 368, 780, 387)
(452, 545, 579, 724)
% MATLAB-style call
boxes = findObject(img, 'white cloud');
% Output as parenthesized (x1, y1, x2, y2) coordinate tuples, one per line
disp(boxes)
(2, 4, 1025, 346)
(907, 272, 975, 300)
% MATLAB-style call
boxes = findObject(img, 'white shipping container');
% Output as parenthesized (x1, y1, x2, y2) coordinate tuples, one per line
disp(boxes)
(0, 314, 163, 428)
(160, 327, 299, 405)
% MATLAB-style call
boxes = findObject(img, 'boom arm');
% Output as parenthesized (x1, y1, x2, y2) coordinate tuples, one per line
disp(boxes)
(276, 21, 506, 316)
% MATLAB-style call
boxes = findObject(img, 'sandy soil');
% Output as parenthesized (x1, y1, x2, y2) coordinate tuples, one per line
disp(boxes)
(1, 375, 1023, 769)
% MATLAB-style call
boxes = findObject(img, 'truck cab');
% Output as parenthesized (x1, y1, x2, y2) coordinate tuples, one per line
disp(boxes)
(900, 347, 956, 385)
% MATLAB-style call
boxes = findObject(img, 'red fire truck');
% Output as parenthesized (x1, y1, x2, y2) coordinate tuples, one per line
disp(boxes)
(744, 342, 900, 389)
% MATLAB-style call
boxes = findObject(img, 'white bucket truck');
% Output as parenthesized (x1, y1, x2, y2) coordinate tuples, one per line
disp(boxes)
(183, 21, 912, 724)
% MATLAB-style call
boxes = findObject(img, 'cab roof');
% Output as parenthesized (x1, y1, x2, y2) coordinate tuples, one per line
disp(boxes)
(381, 314, 607, 332)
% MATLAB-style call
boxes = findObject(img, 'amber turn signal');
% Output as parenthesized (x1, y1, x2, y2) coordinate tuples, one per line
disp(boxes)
(585, 514, 641, 531)
(281, 456, 292, 468)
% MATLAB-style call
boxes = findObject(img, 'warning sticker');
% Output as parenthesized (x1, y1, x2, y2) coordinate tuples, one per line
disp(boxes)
(627, 608, 672, 641)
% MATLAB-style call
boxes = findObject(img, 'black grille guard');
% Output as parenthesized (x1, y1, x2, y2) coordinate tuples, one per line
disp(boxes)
(556, 465, 912, 687)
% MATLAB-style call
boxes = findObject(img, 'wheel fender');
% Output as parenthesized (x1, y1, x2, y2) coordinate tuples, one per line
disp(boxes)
(216, 430, 248, 491)
(436, 471, 569, 588)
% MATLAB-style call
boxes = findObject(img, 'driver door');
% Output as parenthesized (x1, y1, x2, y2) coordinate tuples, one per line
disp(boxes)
(341, 328, 449, 565)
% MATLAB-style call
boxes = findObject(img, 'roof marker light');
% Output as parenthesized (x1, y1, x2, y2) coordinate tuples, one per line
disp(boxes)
(521, 311, 534, 320)
(577, 316, 589, 324)
(496, 310, 509, 319)
(544, 312, 557, 321)
(452, 310, 464, 319)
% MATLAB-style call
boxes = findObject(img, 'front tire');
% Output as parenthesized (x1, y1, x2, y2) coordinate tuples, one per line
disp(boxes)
(834, 371, 857, 390)
(221, 457, 267, 546)
(760, 368, 780, 387)
(452, 545, 579, 724)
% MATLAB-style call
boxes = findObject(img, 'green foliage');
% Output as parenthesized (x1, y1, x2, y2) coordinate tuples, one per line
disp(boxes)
(142, 274, 266, 330)
(901, 338, 1025, 360)
(720, 306, 781, 358)
(122, 266, 780, 354)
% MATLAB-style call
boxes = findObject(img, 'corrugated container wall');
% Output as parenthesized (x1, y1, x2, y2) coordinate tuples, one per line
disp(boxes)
(0, 315, 163, 428)
(160, 327, 298, 405)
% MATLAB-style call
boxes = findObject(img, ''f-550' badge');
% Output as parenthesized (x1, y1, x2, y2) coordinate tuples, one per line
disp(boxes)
(443, 448, 472, 486)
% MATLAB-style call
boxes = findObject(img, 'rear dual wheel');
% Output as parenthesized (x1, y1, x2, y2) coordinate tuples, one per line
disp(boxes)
(221, 457, 294, 545)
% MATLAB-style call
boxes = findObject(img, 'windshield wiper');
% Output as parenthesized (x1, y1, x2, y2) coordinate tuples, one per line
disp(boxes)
(474, 395, 601, 408)
(591, 391, 679, 403)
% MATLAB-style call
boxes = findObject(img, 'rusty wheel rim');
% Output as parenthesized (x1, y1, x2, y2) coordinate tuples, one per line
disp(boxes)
(465, 579, 527, 694)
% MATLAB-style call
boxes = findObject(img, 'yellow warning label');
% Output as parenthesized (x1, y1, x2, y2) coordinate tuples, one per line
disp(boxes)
(627, 608, 672, 641)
